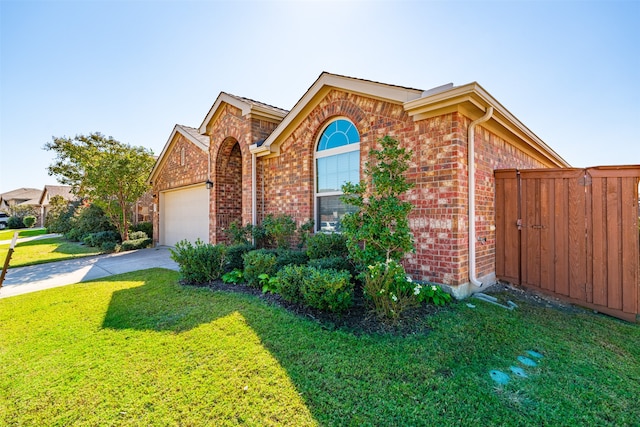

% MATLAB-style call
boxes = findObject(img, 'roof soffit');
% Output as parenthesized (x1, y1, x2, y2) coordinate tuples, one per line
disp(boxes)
(404, 82, 570, 168)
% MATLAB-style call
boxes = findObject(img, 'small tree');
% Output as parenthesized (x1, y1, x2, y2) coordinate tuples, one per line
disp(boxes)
(45, 133, 155, 241)
(45, 195, 78, 233)
(341, 135, 415, 268)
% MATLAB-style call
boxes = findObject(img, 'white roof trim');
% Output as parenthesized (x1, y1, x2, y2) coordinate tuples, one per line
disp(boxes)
(148, 124, 209, 184)
(257, 72, 424, 154)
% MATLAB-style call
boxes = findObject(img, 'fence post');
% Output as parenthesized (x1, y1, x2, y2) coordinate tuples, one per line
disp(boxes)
(0, 231, 18, 288)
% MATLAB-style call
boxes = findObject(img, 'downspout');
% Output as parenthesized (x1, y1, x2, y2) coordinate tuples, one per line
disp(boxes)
(252, 153, 257, 228)
(468, 106, 494, 288)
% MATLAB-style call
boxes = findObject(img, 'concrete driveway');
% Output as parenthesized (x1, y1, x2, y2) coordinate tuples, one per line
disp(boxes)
(0, 247, 179, 299)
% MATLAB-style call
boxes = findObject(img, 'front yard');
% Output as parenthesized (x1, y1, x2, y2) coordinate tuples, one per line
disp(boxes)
(0, 231, 102, 268)
(1, 268, 638, 426)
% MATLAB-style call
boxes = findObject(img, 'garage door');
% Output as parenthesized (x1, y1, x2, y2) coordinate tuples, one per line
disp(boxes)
(160, 185, 209, 246)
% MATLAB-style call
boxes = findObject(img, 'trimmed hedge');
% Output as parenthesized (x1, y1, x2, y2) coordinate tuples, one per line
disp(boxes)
(306, 233, 349, 259)
(170, 239, 227, 284)
(121, 237, 152, 251)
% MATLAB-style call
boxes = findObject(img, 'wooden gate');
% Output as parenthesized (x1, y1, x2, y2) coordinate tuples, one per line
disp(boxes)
(495, 166, 640, 322)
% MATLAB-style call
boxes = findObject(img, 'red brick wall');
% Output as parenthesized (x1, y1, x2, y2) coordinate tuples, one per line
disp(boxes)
(208, 104, 280, 243)
(151, 132, 209, 244)
(257, 91, 549, 288)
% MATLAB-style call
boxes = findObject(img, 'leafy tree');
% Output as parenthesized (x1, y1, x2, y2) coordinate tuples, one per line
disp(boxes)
(45, 133, 155, 241)
(341, 135, 415, 268)
(45, 195, 78, 233)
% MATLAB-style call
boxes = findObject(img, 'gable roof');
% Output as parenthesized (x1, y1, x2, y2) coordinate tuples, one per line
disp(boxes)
(251, 72, 424, 156)
(39, 185, 77, 205)
(0, 188, 42, 209)
(403, 82, 570, 167)
(199, 92, 288, 134)
(148, 124, 210, 185)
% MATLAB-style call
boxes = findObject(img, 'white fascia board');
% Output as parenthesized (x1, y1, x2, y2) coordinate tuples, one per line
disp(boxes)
(260, 72, 424, 152)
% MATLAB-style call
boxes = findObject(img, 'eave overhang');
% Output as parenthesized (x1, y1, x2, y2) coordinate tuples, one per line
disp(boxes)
(252, 72, 424, 158)
(199, 92, 287, 135)
(404, 82, 570, 168)
(147, 124, 209, 185)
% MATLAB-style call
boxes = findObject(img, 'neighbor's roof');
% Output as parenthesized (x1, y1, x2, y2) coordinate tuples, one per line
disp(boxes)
(0, 187, 41, 201)
(39, 185, 77, 205)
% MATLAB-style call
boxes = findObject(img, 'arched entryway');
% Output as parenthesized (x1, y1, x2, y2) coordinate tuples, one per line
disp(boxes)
(215, 138, 243, 242)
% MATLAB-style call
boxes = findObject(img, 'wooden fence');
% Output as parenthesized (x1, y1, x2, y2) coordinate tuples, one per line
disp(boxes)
(495, 166, 640, 322)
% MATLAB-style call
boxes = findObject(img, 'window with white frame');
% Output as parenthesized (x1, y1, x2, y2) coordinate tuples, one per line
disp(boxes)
(315, 119, 360, 232)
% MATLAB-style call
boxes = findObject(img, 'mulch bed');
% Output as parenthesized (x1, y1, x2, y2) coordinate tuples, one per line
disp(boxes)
(184, 280, 450, 336)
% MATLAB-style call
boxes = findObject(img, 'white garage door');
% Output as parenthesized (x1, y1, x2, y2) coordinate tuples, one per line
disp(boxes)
(160, 185, 209, 246)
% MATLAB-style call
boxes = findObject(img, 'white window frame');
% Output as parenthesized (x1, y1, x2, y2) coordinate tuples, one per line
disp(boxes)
(313, 118, 360, 232)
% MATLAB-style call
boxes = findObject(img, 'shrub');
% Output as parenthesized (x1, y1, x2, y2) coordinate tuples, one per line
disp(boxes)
(341, 135, 414, 269)
(275, 249, 308, 270)
(306, 232, 349, 259)
(416, 283, 452, 306)
(7, 216, 25, 229)
(263, 214, 296, 249)
(300, 267, 353, 313)
(130, 221, 152, 239)
(222, 269, 244, 285)
(243, 250, 277, 288)
(101, 241, 118, 252)
(225, 243, 255, 273)
(363, 260, 421, 321)
(275, 264, 308, 304)
(224, 220, 253, 245)
(128, 230, 148, 240)
(45, 199, 77, 234)
(120, 237, 152, 251)
(170, 239, 227, 284)
(65, 204, 116, 242)
(83, 230, 121, 247)
(308, 256, 353, 275)
(23, 216, 37, 228)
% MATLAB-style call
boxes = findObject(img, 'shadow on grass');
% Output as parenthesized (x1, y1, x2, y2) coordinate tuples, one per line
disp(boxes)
(102, 275, 235, 333)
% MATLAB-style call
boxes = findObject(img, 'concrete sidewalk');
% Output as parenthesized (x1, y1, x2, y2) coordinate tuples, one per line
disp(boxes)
(0, 246, 179, 299)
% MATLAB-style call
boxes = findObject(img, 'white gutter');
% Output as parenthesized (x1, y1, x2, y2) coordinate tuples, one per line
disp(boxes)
(468, 106, 494, 288)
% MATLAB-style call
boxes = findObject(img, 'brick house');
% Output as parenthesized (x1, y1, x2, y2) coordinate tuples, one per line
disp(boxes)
(149, 73, 569, 298)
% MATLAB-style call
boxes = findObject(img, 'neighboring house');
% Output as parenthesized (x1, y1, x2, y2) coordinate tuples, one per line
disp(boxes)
(38, 185, 79, 227)
(149, 72, 569, 298)
(0, 187, 42, 224)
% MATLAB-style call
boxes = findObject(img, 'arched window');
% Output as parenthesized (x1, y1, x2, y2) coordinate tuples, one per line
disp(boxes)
(315, 119, 360, 232)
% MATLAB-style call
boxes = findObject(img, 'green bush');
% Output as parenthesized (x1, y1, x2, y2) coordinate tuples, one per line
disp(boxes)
(83, 230, 121, 247)
(275, 249, 309, 270)
(243, 250, 277, 288)
(224, 220, 253, 245)
(263, 214, 296, 249)
(45, 200, 77, 234)
(23, 216, 37, 228)
(130, 221, 152, 239)
(222, 269, 244, 285)
(120, 237, 152, 251)
(275, 264, 308, 304)
(65, 204, 116, 242)
(308, 256, 353, 275)
(363, 260, 422, 321)
(306, 232, 349, 259)
(300, 267, 353, 313)
(128, 230, 148, 240)
(225, 243, 255, 273)
(7, 216, 25, 229)
(101, 241, 118, 252)
(170, 239, 227, 284)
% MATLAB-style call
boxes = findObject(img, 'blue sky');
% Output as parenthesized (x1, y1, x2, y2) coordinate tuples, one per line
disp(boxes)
(1, 0, 638, 193)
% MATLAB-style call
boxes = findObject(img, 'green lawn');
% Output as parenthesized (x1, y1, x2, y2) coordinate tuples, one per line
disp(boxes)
(0, 228, 48, 241)
(0, 236, 102, 268)
(1, 269, 638, 426)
